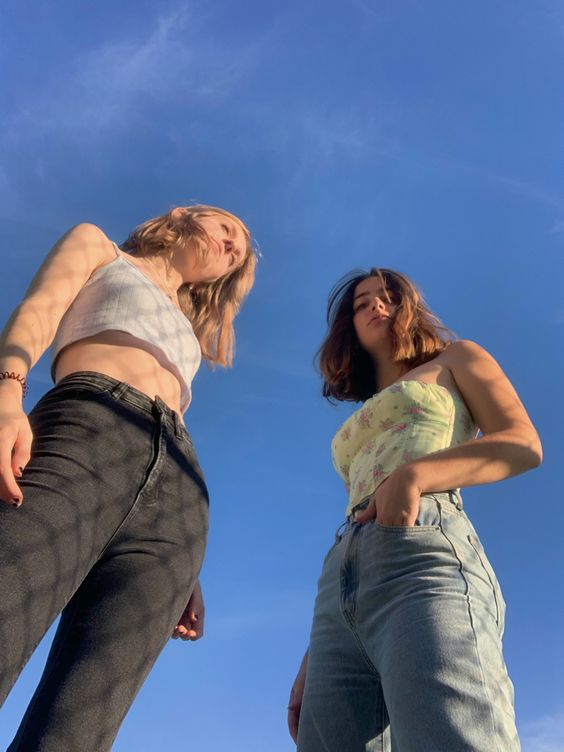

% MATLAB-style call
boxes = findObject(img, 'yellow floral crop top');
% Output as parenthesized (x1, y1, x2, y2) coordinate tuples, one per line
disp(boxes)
(331, 380, 477, 515)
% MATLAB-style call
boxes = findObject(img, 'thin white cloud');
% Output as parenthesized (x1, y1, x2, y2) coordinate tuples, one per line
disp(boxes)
(479, 171, 564, 212)
(521, 708, 564, 752)
(4, 3, 267, 144)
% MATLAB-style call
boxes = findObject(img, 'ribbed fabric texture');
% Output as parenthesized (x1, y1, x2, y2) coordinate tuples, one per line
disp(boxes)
(50, 244, 201, 412)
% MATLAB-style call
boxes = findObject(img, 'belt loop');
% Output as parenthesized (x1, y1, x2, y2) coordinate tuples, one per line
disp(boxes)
(109, 382, 128, 400)
(173, 411, 182, 439)
(451, 489, 463, 510)
(153, 395, 166, 416)
(335, 520, 348, 542)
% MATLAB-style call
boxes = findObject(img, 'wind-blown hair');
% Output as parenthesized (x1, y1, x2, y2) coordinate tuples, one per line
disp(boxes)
(122, 204, 257, 367)
(318, 268, 454, 403)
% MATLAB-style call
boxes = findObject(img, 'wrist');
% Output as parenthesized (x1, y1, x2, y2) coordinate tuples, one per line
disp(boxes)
(0, 377, 26, 403)
(395, 461, 425, 492)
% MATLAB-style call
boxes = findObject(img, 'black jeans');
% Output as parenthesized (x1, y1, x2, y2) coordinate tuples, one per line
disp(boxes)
(0, 372, 209, 751)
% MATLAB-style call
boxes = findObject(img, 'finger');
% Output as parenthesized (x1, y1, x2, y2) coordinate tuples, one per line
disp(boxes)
(190, 613, 204, 640)
(178, 612, 205, 640)
(355, 500, 377, 524)
(0, 438, 23, 506)
(174, 624, 198, 641)
(378, 510, 419, 527)
(11, 426, 33, 479)
(288, 707, 300, 743)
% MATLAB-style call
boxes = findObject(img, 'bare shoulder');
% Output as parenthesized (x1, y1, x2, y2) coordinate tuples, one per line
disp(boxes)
(438, 338, 540, 450)
(25, 223, 118, 301)
(440, 339, 496, 370)
(439, 339, 499, 379)
(61, 223, 117, 266)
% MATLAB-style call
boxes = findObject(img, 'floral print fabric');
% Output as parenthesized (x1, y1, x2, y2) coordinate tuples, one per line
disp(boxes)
(332, 381, 477, 515)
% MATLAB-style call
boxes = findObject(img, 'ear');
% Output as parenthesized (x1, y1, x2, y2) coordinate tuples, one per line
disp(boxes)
(170, 207, 186, 219)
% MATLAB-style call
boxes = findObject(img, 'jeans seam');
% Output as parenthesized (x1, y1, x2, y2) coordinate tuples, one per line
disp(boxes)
(339, 526, 380, 680)
(467, 534, 502, 633)
(438, 507, 503, 749)
(98, 415, 166, 547)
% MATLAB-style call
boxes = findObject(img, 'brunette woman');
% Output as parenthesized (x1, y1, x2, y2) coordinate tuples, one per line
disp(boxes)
(288, 268, 540, 751)
(0, 205, 256, 750)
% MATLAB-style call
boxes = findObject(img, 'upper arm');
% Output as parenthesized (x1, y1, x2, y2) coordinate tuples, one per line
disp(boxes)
(445, 340, 540, 444)
(23, 223, 116, 320)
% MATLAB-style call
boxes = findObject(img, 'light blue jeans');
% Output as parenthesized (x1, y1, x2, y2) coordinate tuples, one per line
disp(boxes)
(297, 492, 520, 751)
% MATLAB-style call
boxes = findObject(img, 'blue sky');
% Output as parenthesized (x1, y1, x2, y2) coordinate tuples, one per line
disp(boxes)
(1, 1, 563, 749)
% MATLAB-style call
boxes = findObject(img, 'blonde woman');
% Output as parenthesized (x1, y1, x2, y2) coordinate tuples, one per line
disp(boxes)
(289, 268, 541, 751)
(0, 206, 256, 751)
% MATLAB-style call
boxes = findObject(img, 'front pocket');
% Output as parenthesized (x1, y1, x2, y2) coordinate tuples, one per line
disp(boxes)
(374, 495, 441, 533)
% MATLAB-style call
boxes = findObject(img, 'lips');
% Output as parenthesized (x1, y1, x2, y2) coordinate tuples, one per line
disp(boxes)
(369, 314, 389, 326)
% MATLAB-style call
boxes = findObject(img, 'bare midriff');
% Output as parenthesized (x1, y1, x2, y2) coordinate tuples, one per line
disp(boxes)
(53, 331, 185, 420)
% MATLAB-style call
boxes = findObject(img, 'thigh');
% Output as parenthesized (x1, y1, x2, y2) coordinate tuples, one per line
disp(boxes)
(8, 430, 209, 752)
(0, 389, 155, 704)
(358, 497, 520, 752)
(298, 535, 391, 752)
(8, 503, 208, 751)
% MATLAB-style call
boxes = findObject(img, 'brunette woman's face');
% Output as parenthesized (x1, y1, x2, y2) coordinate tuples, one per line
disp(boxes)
(183, 213, 248, 282)
(352, 276, 397, 352)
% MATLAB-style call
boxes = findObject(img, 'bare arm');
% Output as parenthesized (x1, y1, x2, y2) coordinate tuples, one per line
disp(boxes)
(0, 223, 115, 504)
(0, 223, 114, 380)
(357, 340, 542, 525)
(403, 340, 542, 491)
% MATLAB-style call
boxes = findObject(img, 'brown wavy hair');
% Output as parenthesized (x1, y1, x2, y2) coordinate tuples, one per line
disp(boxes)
(318, 268, 454, 402)
(121, 204, 257, 367)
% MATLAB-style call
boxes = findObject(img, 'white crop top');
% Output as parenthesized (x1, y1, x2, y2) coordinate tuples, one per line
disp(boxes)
(50, 243, 201, 412)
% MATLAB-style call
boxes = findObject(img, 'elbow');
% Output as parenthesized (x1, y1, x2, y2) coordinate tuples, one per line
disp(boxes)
(531, 440, 543, 469)
(526, 432, 543, 469)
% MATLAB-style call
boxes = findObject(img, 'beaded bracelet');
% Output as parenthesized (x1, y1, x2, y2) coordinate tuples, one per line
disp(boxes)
(0, 371, 28, 397)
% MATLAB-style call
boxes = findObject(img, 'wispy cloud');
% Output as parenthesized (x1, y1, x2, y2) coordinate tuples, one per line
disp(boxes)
(521, 708, 564, 752)
(4, 4, 266, 145)
(476, 170, 564, 212)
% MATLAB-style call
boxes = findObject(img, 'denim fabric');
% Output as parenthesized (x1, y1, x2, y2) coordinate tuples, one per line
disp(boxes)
(297, 492, 520, 752)
(0, 372, 209, 751)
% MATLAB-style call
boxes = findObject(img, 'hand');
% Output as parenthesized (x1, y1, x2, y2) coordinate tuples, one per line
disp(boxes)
(0, 391, 33, 508)
(355, 467, 423, 526)
(172, 579, 205, 641)
(288, 650, 308, 743)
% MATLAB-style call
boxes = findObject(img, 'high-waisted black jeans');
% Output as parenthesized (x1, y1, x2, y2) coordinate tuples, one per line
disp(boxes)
(0, 371, 209, 751)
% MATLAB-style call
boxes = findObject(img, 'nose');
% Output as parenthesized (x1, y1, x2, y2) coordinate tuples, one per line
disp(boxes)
(371, 296, 386, 312)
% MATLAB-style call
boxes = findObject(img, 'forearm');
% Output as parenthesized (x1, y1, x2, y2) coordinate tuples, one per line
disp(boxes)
(0, 300, 56, 377)
(404, 428, 542, 494)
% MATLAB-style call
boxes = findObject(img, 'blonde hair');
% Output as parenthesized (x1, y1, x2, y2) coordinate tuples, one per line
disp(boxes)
(121, 204, 257, 367)
(318, 268, 454, 402)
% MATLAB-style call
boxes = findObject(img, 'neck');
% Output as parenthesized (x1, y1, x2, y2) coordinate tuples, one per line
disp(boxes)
(371, 346, 407, 391)
(145, 254, 184, 297)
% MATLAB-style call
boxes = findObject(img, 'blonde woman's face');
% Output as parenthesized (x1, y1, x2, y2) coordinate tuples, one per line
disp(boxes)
(352, 276, 396, 351)
(186, 213, 248, 282)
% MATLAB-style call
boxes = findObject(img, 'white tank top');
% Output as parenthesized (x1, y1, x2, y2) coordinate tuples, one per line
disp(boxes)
(50, 243, 201, 412)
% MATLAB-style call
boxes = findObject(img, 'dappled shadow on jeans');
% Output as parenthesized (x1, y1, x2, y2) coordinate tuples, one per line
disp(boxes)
(0, 377, 209, 751)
